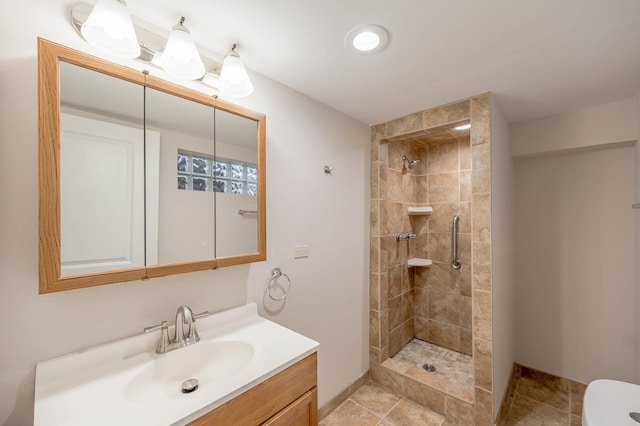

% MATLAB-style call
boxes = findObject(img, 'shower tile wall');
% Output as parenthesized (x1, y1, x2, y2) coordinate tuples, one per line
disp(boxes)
(370, 94, 494, 425)
(414, 137, 473, 356)
(380, 140, 419, 357)
(379, 135, 472, 358)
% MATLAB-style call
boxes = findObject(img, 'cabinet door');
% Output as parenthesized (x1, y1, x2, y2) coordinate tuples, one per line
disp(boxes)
(262, 388, 318, 426)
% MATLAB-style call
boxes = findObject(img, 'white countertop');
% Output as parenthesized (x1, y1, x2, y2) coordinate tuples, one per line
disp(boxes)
(34, 303, 319, 425)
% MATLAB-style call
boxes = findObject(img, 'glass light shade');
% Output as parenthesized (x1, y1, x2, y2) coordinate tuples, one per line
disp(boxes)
(160, 21, 205, 81)
(219, 48, 254, 97)
(80, 0, 140, 58)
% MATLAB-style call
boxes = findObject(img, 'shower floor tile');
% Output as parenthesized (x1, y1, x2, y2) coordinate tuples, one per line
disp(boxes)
(389, 338, 474, 403)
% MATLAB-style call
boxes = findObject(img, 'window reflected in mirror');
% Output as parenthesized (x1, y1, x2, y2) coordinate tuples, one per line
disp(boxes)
(214, 108, 259, 258)
(144, 88, 216, 265)
(176, 150, 257, 196)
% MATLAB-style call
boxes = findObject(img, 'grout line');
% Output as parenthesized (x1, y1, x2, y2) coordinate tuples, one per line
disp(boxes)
(380, 398, 403, 420)
(503, 377, 520, 421)
(348, 397, 388, 421)
(514, 393, 570, 416)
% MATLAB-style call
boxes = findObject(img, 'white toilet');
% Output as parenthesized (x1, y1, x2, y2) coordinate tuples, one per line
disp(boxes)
(583, 379, 640, 425)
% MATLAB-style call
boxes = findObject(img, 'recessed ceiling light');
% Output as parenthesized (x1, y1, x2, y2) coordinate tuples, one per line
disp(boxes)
(454, 124, 471, 130)
(345, 24, 389, 54)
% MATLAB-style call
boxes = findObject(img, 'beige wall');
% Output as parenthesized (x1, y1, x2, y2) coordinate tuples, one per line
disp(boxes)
(512, 96, 639, 386)
(489, 95, 516, 419)
(514, 144, 635, 383)
(511, 98, 637, 157)
(0, 2, 370, 423)
(153, 128, 259, 262)
(155, 128, 216, 263)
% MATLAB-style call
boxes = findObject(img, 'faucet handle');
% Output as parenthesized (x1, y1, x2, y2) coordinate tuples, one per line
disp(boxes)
(194, 311, 211, 320)
(187, 312, 210, 341)
(143, 320, 168, 334)
(144, 321, 170, 354)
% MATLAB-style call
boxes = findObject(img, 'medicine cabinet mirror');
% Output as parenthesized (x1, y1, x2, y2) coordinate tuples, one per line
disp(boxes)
(38, 38, 266, 293)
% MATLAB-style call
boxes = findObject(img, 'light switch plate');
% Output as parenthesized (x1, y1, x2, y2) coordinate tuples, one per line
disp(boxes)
(294, 245, 309, 259)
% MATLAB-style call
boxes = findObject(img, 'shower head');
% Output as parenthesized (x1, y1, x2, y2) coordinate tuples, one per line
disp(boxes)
(402, 155, 420, 169)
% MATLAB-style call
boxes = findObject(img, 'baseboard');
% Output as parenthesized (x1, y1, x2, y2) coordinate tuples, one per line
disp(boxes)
(495, 363, 521, 425)
(318, 370, 371, 420)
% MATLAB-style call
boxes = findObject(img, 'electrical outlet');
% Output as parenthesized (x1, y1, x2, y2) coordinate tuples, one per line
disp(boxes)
(294, 245, 309, 259)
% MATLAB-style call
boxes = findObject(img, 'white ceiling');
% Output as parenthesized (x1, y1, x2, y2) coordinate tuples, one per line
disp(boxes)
(126, 0, 640, 125)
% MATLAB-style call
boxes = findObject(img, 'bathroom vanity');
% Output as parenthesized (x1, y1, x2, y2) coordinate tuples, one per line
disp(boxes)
(34, 303, 319, 425)
(189, 354, 317, 425)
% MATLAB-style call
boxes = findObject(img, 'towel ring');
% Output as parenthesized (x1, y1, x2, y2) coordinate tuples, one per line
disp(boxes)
(267, 268, 291, 301)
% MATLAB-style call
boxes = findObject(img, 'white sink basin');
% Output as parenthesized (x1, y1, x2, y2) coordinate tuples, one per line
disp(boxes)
(34, 303, 318, 425)
(125, 340, 255, 403)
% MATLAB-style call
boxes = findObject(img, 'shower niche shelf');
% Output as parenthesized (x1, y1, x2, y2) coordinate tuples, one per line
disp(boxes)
(408, 207, 433, 216)
(408, 258, 432, 268)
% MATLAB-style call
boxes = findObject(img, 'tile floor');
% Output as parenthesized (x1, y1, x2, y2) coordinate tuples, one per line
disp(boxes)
(501, 365, 586, 425)
(321, 340, 586, 425)
(320, 381, 445, 426)
(320, 366, 586, 425)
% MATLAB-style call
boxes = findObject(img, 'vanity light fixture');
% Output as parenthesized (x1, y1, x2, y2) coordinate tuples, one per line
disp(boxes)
(219, 44, 254, 97)
(454, 123, 471, 130)
(80, 0, 140, 58)
(160, 17, 206, 81)
(71, 3, 255, 96)
(345, 24, 389, 54)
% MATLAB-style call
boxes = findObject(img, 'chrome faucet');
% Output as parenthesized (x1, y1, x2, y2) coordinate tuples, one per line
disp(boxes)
(174, 305, 197, 344)
(396, 232, 418, 241)
(144, 305, 211, 354)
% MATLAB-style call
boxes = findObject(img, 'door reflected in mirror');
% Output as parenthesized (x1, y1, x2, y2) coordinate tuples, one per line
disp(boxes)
(59, 61, 146, 276)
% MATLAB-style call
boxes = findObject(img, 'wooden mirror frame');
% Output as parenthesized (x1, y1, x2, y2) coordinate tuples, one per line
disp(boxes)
(38, 38, 266, 294)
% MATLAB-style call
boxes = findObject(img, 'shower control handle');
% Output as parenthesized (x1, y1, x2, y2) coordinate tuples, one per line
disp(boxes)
(396, 232, 417, 241)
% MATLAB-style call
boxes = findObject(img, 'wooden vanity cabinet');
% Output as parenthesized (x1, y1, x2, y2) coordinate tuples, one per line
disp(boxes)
(188, 353, 318, 426)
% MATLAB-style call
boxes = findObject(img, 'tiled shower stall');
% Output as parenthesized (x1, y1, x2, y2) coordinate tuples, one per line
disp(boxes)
(370, 94, 494, 424)
(381, 127, 473, 357)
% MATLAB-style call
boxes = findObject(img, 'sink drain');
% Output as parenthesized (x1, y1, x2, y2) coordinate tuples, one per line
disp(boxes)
(422, 363, 436, 372)
(630, 412, 640, 423)
(181, 378, 199, 394)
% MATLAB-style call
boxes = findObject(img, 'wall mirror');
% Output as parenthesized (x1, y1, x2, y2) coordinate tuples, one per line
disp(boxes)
(38, 38, 266, 293)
